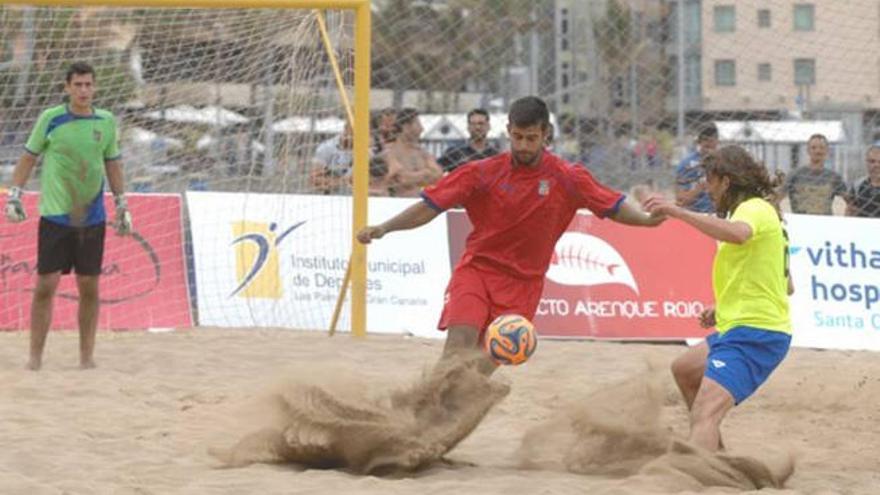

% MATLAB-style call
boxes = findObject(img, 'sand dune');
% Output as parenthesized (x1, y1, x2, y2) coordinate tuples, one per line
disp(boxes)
(0, 328, 877, 494)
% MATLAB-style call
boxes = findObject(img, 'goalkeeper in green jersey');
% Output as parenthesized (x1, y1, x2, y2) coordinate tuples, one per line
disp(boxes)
(4, 62, 132, 371)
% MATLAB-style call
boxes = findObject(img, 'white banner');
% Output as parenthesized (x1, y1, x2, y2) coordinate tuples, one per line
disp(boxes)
(186, 192, 450, 338)
(788, 214, 880, 350)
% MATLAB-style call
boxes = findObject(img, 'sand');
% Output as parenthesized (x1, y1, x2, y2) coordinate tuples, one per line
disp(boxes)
(1, 328, 878, 494)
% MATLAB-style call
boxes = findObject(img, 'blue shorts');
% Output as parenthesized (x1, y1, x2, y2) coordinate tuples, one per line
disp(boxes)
(704, 326, 791, 405)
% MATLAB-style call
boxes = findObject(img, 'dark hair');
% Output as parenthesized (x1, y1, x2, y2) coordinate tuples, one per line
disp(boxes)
(467, 108, 490, 122)
(395, 107, 419, 131)
(508, 96, 549, 129)
(703, 145, 784, 218)
(697, 122, 718, 141)
(66, 62, 95, 83)
(807, 133, 828, 146)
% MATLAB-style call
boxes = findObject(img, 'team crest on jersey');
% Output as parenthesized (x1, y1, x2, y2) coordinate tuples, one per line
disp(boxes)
(538, 180, 550, 196)
(93, 129, 102, 142)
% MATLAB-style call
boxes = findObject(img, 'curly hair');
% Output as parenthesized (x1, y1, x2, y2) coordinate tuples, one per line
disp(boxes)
(702, 145, 785, 218)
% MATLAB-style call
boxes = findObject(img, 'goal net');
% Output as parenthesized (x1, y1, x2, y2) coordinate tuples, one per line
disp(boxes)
(3, 1, 879, 333)
(0, 3, 365, 332)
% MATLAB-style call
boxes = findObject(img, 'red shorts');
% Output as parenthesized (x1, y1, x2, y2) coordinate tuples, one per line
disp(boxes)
(438, 263, 544, 335)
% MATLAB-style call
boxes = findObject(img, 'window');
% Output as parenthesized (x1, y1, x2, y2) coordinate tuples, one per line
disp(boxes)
(667, 55, 702, 97)
(758, 9, 771, 28)
(794, 4, 814, 31)
(758, 63, 772, 81)
(668, 1, 702, 43)
(713, 5, 736, 32)
(560, 7, 570, 50)
(794, 58, 815, 85)
(715, 59, 736, 86)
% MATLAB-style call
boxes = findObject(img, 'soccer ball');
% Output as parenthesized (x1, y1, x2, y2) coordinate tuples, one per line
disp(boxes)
(483, 314, 538, 366)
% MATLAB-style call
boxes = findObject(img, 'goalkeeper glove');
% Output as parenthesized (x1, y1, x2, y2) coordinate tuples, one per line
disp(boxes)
(4, 186, 26, 223)
(113, 194, 133, 236)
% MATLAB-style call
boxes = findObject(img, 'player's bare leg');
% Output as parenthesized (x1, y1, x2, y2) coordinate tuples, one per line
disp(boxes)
(28, 272, 61, 370)
(443, 325, 496, 376)
(76, 275, 100, 369)
(671, 341, 727, 449)
(671, 342, 709, 408)
(688, 376, 735, 451)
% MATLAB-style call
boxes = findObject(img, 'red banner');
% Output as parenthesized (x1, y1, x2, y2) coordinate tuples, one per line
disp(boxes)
(0, 193, 192, 330)
(447, 210, 717, 339)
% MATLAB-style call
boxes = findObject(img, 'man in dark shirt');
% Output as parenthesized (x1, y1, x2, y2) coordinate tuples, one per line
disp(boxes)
(437, 108, 499, 172)
(846, 145, 880, 218)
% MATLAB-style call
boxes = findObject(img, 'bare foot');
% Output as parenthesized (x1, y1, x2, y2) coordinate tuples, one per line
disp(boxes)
(80, 360, 96, 370)
(26, 359, 41, 371)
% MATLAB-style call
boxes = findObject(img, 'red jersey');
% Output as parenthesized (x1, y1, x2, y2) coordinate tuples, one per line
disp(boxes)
(421, 150, 624, 279)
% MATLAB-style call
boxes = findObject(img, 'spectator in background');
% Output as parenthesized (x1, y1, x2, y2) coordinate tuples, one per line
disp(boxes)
(378, 108, 443, 197)
(846, 145, 880, 218)
(310, 121, 352, 195)
(778, 134, 847, 215)
(437, 108, 499, 173)
(675, 123, 719, 213)
(372, 107, 397, 154)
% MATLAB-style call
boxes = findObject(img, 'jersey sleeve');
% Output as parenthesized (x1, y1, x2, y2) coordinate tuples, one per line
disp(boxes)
(104, 115, 121, 160)
(568, 166, 625, 218)
(24, 110, 52, 155)
(419, 162, 480, 211)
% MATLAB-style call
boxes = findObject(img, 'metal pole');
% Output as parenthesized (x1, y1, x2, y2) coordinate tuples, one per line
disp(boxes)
(529, 4, 540, 95)
(629, 2, 638, 151)
(676, 0, 686, 145)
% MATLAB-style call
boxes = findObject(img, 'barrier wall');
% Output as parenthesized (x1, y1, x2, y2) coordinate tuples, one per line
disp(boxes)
(0, 193, 192, 329)
(3, 190, 877, 352)
(787, 215, 880, 350)
(186, 192, 451, 338)
(448, 210, 717, 339)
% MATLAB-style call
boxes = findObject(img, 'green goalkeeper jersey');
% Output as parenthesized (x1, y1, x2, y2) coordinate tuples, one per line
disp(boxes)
(25, 104, 121, 226)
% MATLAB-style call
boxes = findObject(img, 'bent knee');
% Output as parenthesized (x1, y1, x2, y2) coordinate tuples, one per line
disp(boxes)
(671, 356, 701, 383)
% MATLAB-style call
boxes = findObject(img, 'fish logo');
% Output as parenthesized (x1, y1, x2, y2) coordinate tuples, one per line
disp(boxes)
(545, 231, 639, 293)
(230, 220, 305, 298)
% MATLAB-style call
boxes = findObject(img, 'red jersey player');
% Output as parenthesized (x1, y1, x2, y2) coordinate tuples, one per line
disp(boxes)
(357, 96, 665, 373)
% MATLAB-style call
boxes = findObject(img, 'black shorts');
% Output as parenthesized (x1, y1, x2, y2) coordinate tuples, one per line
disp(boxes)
(37, 218, 106, 276)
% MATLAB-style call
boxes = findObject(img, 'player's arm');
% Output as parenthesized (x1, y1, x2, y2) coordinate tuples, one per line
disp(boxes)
(609, 198, 665, 226)
(6, 108, 51, 222)
(643, 196, 752, 244)
(105, 158, 125, 197)
(356, 201, 439, 244)
(105, 158, 133, 236)
(358, 163, 478, 243)
(4, 152, 38, 222)
(10, 152, 38, 188)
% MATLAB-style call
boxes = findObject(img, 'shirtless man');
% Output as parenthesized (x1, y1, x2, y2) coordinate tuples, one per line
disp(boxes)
(380, 108, 443, 197)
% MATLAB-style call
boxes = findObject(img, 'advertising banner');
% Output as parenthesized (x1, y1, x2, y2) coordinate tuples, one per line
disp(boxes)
(787, 214, 880, 350)
(186, 192, 451, 337)
(448, 210, 717, 339)
(0, 193, 192, 330)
